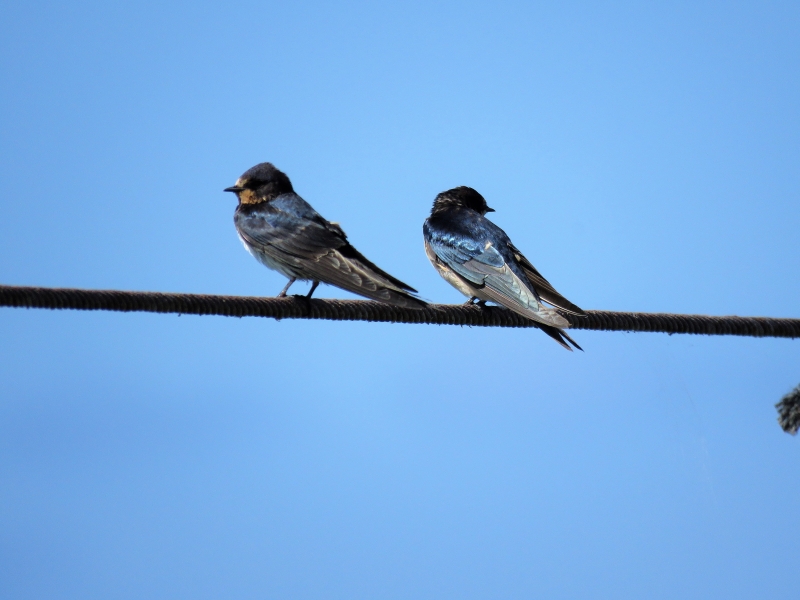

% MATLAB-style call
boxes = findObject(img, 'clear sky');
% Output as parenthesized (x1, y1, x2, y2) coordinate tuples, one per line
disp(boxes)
(1, 1, 799, 598)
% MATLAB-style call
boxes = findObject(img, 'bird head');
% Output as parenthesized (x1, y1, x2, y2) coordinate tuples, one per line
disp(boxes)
(224, 162, 294, 205)
(431, 186, 495, 216)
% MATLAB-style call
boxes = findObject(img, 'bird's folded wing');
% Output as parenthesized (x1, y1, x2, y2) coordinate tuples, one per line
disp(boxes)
(293, 247, 425, 307)
(334, 243, 419, 293)
(507, 242, 586, 316)
(429, 236, 569, 328)
(239, 216, 424, 307)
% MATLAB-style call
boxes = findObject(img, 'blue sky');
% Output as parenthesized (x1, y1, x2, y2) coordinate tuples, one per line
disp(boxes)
(1, 1, 799, 598)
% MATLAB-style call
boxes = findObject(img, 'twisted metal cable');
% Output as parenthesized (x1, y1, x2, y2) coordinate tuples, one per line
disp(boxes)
(2, 283, 800, 337)
(3, 283, 798, 433)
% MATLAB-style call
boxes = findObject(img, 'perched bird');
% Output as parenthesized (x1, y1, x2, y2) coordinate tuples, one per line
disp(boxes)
(225, 162, 425, 308)
(423, 186, 586, 350)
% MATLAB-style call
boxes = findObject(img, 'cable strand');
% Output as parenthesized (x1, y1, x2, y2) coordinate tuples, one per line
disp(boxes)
(2, 284, 799, 337)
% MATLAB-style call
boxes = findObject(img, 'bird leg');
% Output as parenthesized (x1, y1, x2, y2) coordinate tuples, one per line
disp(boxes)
(278, 278, 297, 297)
(306, 281, 320, 298)
(464, 296, 480, 305)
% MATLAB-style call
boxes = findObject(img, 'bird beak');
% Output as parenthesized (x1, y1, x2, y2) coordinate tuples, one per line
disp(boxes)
(485, 207, 495, 213)
(224, 186, 243, 193)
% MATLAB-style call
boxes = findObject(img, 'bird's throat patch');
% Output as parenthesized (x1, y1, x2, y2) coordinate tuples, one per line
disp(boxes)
(238, 189, 264, 205)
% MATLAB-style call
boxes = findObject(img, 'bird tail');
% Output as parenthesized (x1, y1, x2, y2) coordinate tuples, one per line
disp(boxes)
(537, 323, 583, 352)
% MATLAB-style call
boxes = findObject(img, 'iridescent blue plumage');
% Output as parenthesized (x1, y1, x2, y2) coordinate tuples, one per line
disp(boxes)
(423, 186, 585, 350)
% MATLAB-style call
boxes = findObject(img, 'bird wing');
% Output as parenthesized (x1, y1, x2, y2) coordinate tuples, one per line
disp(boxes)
(427, 231, 569, 328)
(237, 205, 425, 307)
(507, 242, 586, 316)
(296, 244, 425, 307)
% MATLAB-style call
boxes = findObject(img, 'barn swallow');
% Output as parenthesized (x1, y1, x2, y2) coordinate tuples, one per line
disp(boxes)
(423, 186, 586, 350)
(225, 162, 425, 308)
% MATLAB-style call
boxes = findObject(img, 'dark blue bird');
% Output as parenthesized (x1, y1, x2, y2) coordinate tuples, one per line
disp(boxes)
(423, 186, 586, 350)
(225, 162, 425, 308)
